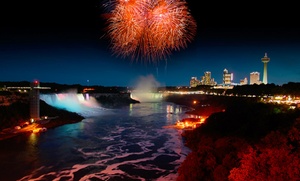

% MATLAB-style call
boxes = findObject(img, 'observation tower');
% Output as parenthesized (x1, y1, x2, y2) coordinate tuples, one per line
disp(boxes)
(29, 80, 50, 121)
(261, 53, 270, 84)
(6, 80, 50, 121)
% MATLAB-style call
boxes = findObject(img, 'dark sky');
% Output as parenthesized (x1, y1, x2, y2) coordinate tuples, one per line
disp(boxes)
(1, 0, 300, 87)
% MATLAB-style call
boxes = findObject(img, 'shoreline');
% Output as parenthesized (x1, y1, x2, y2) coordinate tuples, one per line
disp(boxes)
(0, 117, 84, 141)
(0, 94, 215, 141)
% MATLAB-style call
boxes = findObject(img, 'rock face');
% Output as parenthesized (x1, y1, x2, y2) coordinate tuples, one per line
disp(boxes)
(39, 100, 84, 128)
(91, 93, 139, 108)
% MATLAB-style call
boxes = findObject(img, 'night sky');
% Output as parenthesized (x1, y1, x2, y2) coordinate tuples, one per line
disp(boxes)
(1, 1, 299, 87)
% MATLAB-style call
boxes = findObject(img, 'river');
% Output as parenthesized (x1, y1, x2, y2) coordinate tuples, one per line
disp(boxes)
(0, 100, 192, 181)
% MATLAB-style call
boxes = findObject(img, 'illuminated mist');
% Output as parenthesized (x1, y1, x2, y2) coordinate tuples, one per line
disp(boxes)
(40, 89, 105, 117)
(131, 75, 163, 102)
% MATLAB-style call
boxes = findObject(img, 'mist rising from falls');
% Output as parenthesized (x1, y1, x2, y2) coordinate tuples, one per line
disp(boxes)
(131, 92, 163, 103)
(40, 91, 105, 117)
(130, 75, 163, 103)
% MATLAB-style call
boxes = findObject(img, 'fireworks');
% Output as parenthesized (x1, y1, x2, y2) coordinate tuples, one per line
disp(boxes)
(102, 0, 197, 63)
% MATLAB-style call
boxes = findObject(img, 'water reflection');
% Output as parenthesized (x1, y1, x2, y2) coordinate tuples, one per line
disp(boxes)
(1, 102, 191, 181)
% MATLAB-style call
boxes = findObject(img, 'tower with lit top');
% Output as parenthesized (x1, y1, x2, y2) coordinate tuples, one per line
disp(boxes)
(29, 80, 51, 121)
(30, 80, 40, 121)
(261, 53, 270, 84)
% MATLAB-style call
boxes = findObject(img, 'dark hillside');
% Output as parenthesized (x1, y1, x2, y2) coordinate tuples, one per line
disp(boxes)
(177, 99, 300, 181)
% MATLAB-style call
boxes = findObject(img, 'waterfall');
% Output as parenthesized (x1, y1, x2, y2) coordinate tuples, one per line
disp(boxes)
(40, 92, 105, 117)
(131, 74, 163, 102)
(130, 92, 163, 103)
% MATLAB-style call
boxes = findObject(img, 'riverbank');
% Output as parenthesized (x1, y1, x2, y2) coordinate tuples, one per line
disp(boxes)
(0, 100, 84, 141)
(176, 100, 300, 181)
(0, 117, 84, 141)
(0, 93, 141, 141)
(164, 94, 259, 117)
(0, 94, 251, 141)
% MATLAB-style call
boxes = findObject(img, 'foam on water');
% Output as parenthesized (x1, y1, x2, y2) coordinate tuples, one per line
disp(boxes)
(18, 122, 189, 181)
(15, 102, 190, 181)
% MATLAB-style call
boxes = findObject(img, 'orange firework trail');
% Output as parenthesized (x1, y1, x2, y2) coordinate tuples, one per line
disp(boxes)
(103, 0, 197, 63)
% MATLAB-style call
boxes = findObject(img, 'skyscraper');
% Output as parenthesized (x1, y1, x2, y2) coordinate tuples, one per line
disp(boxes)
(223, 69, 233, 86)
(190, 77, 200, 87)
(261, 53, 270, 84)
(204, 71, 211, 85)
(250, 72, 261, 85)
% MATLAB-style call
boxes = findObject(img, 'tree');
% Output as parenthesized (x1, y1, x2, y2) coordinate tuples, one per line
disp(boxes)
(228, 129, 300, 181)
(177, 146, 217, 181)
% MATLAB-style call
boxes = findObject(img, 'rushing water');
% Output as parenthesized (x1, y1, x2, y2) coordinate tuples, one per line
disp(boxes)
(0, 99, 192, 181)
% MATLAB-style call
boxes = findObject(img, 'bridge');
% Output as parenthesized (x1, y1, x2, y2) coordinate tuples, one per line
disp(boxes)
(6, 87, 51, 90)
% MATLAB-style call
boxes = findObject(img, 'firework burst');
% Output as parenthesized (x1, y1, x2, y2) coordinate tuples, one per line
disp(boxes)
(102, 0, 197, 63)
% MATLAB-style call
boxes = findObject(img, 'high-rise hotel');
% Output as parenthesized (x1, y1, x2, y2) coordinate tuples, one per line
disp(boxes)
(223, 69, 233, 86)
(250, 72, 261, 85)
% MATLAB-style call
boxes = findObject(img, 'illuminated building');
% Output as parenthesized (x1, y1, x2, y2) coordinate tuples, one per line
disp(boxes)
(201, 71, 217, 86)
(250, 72, 261, 85)
(223, 69, 233, 86)
(261, 53, 270, 84)
(240, 77, 248, 85)
(190, 77, 200, 87)
(190, 71, 217, 87)
(203, 71, 211, 85)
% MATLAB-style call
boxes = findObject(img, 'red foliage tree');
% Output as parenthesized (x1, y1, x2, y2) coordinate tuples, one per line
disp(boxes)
(177, 146, 217, 181)
(228, 128, 300, 181)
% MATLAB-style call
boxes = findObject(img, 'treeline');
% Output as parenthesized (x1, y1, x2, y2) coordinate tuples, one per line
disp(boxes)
(0, 81, 128, 94)
(0, 101, 30, 129)
(226, 82, 300, 96)
(39, 82, 128, 93)
(185, 82, 300, 96)
(177, 100, 300, 181)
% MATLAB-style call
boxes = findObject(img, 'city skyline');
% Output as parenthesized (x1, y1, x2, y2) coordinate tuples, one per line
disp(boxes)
(191, 53, 271, 86)
(1, 1, 300, 87)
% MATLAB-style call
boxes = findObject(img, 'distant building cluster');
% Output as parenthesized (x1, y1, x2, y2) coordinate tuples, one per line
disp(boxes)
(190, 53, 270, 88)
(190, 71, 217, 87)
